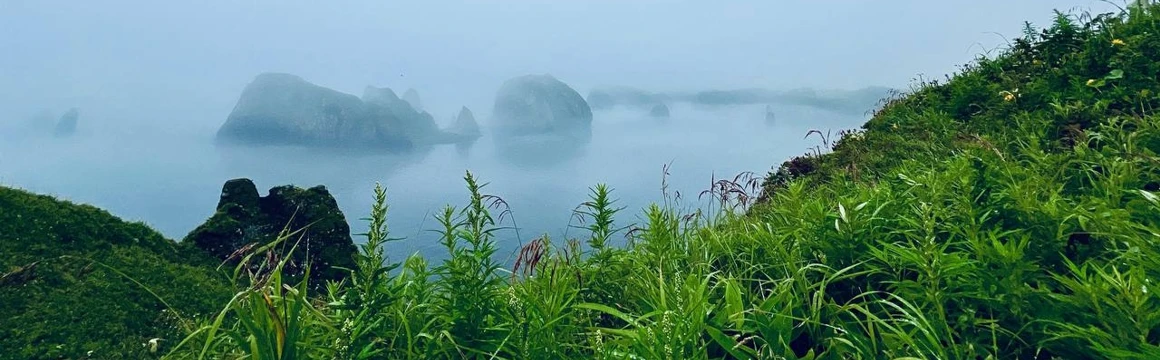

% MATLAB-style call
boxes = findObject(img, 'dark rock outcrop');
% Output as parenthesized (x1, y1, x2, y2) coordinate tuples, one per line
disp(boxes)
(185, 178, 357, 288)
(649, 103, 670, 118)
(54, 108, 78, 137)
(491, 74, 592, 138)
(216, 73, 415, 150)
(446, 106, 481, 141)
(402, 88, 423, 112)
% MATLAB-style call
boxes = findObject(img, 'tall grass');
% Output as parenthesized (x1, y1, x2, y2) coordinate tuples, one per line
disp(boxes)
(158, 3, 1160, 359)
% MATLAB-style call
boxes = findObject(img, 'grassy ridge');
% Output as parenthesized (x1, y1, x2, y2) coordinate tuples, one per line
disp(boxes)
(164, 4, 1160, 359)
(764, 5, 1160, 193)
(0, 187, 232, 359)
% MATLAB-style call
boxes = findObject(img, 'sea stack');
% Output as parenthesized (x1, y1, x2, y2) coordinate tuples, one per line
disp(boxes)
(53, 108, 79, 137)
(491, 74, 592, 138)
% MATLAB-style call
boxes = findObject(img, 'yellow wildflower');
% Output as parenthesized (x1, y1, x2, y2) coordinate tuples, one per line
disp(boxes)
(1112, 38, 1126, 46)
(1086, 79, 1098, 86)
(146, 338, 161, 353)
(1000, 89, 1018, 102)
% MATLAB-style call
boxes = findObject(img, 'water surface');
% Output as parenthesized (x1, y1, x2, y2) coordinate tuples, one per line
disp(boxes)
(0, 103, 864, 262)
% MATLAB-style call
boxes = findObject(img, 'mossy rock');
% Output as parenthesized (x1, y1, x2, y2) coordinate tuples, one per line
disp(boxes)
(185, 178, 357, 289)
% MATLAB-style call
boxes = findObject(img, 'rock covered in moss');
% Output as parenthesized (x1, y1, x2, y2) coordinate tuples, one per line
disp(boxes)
(185, 178, 357, 287)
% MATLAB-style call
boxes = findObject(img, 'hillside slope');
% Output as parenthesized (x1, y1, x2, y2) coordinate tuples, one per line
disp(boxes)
(742, 4, 1160, 358)
(763, 6, 1160, 196)
(0, 187, 232, 359)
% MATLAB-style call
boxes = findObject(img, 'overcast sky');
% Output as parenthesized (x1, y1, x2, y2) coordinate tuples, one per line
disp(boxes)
(0, 0, 1121, 135)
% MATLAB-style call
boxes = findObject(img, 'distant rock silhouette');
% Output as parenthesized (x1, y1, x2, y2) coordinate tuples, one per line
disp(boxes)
(587, 86, 670, 110)
(588, 85, 894, 116)
(690, 88, 775, 106)
(53, 108, 78, 137)
(185, 178, 357, 290)
(362, 86, 444, 145)
(402, 88, 423, 112)
(446, 106, 482, 141)
(765, 105, 776, 125)
(649, 103, 670, 118)
(492, 74, 592, 138)
(217, 73, 449, 151)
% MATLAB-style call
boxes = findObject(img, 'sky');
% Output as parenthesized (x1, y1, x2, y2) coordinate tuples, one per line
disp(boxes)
(0, 0, 1122, 136)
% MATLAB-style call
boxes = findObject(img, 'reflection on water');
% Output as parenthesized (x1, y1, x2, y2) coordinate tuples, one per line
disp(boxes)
(214, 142, 432, 188)
(492, 131, 590, 169)
(0, 103, 864, 261)
(454, 139, 477, 158)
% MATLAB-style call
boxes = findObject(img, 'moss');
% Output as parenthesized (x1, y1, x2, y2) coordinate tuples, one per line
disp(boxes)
(184, 179, 357, 292)
(0, 186, 232, 359)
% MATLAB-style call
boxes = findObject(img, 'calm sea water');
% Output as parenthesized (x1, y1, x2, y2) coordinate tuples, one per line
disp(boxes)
(0, 103, 863, 262)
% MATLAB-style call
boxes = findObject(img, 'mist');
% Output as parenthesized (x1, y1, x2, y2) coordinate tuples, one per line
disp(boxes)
(0, 0, 1120, 258)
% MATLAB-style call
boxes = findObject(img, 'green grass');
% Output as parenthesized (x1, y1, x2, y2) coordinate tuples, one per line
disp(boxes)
(6, 2, 1160, 359)
(0, 187, 233, 359)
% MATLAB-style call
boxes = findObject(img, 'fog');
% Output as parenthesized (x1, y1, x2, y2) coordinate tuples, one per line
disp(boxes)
(0, 1, 1120, 259)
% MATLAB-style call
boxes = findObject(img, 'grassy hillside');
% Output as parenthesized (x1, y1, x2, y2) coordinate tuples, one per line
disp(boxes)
(0, 187, 232, 359)
(161, 4, 1160, 359)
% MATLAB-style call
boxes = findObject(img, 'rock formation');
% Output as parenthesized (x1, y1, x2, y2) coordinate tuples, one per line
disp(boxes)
(362, 86, 443, 144)
(184, 178, 357, 289)
(402, 88, 423, 112)
(216, 73, 420, 150)
(54, 108, 78, 137)
(649, 103, 670, 118)
(491, 74, 592, 137)
(445, 106, 481, 141)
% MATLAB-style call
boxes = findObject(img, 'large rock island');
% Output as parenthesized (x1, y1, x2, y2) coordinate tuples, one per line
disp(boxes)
(216, 73, 447, 151)
(490, 74, 593, 167)
(491, 74, 592, 138)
